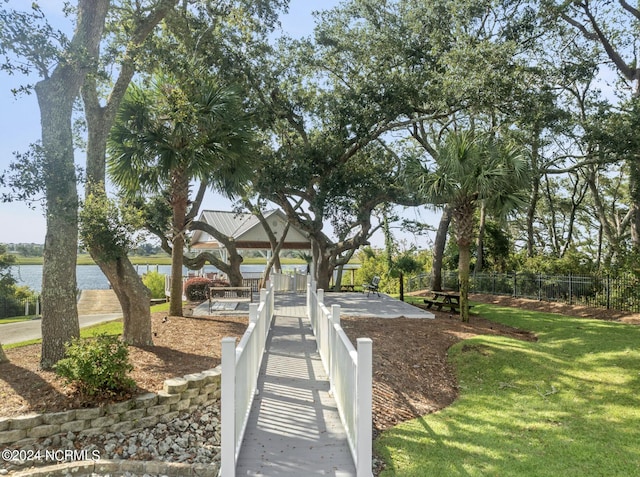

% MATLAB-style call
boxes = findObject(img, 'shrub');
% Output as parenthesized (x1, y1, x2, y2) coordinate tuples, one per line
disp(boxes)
(184, 277, 231, 301)
(55, 334, 135, 397)
(184, 277, 213, 301)
(142, 271, 165, 299)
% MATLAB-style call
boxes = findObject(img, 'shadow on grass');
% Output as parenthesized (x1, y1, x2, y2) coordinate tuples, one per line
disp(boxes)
(376, 303, 640, 476)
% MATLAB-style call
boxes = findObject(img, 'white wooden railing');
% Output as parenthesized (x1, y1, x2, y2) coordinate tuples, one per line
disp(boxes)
(308, 281, 373, 477)
(220, 282, 275, 477)
(270, 271, 308, 293)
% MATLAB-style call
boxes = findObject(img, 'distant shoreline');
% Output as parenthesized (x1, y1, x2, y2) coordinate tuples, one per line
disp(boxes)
(12, 254, 307, 266)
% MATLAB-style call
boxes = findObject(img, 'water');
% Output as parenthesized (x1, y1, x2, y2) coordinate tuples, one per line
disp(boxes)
(10, 264, 287, 292)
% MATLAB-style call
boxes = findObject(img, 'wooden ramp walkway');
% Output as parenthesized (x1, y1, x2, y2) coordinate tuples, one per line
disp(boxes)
(235, 295, 357, 476)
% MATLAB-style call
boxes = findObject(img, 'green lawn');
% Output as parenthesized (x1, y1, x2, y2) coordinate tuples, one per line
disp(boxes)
(376, 303, 640, 476)
(0, 316, 34, 325)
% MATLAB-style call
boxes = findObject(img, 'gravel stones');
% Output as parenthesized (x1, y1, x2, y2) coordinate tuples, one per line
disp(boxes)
(1, 403, 222, 476)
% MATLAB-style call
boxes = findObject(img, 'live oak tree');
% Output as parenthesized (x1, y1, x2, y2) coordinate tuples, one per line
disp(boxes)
(0, 1, 286, 352)
(83, 0, 286, 323)
(247, 5, 440, 289)
(548, 0, 640, 254)
(80, 0, 184, 347)
(0, 1, 110, 368)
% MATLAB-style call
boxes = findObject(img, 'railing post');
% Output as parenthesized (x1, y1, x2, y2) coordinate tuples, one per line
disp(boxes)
(329, 304, 341, 387)
(249, 303, 258, 324)
(221, 337, 237, 477)
(356, 338, 373, 477)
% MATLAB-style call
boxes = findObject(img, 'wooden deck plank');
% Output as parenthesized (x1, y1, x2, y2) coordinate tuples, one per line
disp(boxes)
(235, 312, 357, 476)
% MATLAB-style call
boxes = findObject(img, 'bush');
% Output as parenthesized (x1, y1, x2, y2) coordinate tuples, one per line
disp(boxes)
(184, 277, 212, 301)
(142, 271, 165, 299)
(183, 277, 231, 301)
(54, 334, 135, 397)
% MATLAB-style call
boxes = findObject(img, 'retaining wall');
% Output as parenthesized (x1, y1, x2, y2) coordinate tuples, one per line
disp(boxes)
(0, 366, 222, 448)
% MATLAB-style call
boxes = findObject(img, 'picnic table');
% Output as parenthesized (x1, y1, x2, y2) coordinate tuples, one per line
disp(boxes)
(423, 291, 463, 312)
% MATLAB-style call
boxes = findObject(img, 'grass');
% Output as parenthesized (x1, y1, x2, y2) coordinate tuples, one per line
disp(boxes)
(0, 316, 34, 324)
(376, 303, 640, 476)
(3, 302, 171, 350)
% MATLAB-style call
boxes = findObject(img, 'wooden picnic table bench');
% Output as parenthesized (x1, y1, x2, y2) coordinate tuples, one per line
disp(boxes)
(423, 291, 470, 312)
(208, 286, 252, 312)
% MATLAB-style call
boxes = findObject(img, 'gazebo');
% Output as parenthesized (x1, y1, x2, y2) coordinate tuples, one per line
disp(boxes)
(189, 209, 311, 262)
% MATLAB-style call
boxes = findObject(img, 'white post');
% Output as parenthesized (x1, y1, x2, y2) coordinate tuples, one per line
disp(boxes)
(331, 304, 340, 327)
(329, 305, 341, 389)
(35, 296, 40, 316)
(24, 299, 29, 316)
(221, 337, 237, 477)
(260, 288, 267, 304)
(356, 338, 373, 477)
(249, 303, 258, 324)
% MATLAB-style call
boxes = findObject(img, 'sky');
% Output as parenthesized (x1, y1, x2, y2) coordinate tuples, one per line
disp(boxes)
(0, 0, 437, 249)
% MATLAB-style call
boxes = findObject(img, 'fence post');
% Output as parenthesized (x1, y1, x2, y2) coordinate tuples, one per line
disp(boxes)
(606, 274, 611, 310)
(538, 273, 542, 301)
(221, 337, 237, 477)
(260, 288, 267, 305)
(356, 338, 373, 477)
(569, 273, 573, 305)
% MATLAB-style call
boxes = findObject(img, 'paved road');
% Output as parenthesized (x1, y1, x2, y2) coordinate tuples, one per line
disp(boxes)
(0, 313, 123, 345)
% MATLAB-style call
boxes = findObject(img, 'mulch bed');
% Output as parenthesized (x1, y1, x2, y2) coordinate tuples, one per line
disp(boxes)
(0, 310, 247, 418)
(2, 293, 638, 430)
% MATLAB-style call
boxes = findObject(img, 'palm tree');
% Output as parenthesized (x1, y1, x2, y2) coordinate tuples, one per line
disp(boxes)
(108, 70, 255, 316)
(408, 130, 530, 322)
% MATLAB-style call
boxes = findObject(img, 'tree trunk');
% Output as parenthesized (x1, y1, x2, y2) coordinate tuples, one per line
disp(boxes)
(228, 252, 245, 287)
(84, 84, 153, 346)
(454, 203, 475, 323)
(0, 344, 8, 364)
(526, 139, 540, 257)
(476, 202, 487, 273)
(312, 239, 334, 290)
(35, 0, 109, 368)
(169, 171, 189, 316)
(628, 158, 640, 252)
(94, 258, 153, 345)
(431, 205, 452, 291)
(399, 272, 404, 302)
(458, 241, 471, 323)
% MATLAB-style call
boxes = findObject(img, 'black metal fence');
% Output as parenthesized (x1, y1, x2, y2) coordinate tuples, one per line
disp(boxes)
(0, 295, 40, 319)
(408, 271, 640, 313)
